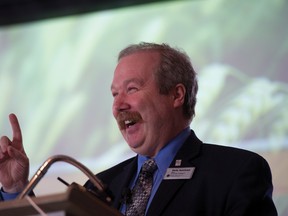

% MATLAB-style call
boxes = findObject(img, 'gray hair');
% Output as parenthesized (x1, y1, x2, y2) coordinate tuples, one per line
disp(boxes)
(118, 42, 198, 120)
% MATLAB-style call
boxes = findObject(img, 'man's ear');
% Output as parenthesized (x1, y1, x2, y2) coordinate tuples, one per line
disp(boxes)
(172, 83, 186, 108)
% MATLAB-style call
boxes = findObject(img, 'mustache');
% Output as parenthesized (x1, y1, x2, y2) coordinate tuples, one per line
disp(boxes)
(116, 111, 142, 129)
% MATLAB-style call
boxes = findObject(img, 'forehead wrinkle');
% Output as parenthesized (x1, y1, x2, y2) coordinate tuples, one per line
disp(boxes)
(124, 78, 144, 86)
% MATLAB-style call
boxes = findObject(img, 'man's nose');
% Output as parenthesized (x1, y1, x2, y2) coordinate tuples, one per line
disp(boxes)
(113, 93, 130, 113)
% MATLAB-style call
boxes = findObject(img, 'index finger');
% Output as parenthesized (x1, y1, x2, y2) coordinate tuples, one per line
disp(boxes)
(9, 113, 23, 150)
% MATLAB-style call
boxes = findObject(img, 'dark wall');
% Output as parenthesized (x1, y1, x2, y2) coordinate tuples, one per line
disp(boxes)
(0, 0, 171, 26)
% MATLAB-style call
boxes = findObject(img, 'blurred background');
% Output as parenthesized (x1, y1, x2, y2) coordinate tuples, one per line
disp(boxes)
(0, 0, 287, 214)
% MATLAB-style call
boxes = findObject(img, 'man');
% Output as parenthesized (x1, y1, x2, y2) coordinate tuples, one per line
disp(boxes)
(0, 42, 277, 215)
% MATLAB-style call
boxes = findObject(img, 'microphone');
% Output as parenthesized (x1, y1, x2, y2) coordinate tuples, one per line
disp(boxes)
(17, 154, 112, 204)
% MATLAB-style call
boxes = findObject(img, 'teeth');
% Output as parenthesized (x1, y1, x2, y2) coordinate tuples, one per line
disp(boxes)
(125, 120, 132, 125)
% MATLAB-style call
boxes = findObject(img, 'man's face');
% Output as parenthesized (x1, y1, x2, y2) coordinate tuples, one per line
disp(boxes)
(111, 51, 176, 157)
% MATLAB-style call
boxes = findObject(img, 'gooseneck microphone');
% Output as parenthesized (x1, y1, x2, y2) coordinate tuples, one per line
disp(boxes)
(17, 154, 112, 203)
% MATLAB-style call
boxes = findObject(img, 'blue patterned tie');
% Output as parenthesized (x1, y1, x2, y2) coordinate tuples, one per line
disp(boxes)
(126, 159, 157, 216)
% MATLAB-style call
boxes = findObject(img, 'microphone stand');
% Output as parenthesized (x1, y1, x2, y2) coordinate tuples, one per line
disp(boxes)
(17, 155, 112, 203)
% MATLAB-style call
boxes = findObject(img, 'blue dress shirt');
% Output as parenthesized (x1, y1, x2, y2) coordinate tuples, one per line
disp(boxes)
(120, 127, 191, 215)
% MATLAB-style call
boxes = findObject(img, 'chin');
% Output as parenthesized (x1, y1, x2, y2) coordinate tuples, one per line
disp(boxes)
(127, 143, 141, 150)
(128, 144, 145, 154)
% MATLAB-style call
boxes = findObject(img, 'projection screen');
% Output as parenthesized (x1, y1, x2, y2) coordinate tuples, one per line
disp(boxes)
(0, 0, 287, 214)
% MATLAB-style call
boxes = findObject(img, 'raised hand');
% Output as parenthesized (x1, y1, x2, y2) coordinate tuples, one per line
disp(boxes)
(0, 113, 29, 193)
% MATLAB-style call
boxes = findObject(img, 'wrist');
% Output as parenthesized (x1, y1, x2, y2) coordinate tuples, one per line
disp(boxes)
(3, 180, 28, 194)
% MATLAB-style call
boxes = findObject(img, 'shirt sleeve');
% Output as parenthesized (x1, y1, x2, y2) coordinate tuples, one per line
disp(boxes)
(0, 187, 19, 201)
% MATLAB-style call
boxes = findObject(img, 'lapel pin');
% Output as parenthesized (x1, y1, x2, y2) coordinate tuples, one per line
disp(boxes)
(175, 159, 182, 166)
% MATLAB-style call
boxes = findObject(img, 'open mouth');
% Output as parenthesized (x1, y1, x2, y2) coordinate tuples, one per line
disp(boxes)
(124, 120, 136, 128)
(117, 111, 142, 130)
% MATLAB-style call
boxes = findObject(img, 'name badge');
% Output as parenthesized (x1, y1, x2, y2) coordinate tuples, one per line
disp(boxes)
(164, 167, 195, 180)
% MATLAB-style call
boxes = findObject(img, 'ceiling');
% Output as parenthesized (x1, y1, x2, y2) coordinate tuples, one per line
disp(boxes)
(0, 0, 172, 26)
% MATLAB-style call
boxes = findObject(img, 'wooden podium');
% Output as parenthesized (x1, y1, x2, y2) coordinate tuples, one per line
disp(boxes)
(0, 184, 123, 216)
